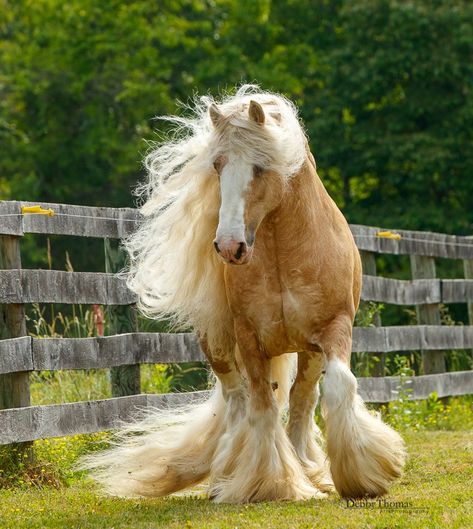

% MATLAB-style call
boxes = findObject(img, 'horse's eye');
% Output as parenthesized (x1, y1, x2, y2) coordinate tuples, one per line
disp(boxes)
(254, 166, 263, 178)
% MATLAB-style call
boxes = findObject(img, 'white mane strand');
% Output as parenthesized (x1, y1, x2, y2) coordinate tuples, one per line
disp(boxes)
(124, 85, 307, 347)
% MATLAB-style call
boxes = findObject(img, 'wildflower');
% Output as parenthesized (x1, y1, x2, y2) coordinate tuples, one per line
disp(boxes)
(92, 305, 105, 336)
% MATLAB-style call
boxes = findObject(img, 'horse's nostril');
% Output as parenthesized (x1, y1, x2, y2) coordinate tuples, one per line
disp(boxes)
(214, 241, 221, 254)
(234, 242, 245, 260)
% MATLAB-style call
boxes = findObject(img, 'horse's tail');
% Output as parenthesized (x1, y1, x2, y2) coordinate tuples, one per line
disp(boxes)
(271, 352, 297, 409)
(77, 382, 226, 497)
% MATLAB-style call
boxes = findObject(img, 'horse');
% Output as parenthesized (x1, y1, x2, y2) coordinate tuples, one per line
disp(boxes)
(80, 85, 406, 503)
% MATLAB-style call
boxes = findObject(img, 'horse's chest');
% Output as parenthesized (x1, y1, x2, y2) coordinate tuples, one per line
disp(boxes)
(280, 271, 325, 346)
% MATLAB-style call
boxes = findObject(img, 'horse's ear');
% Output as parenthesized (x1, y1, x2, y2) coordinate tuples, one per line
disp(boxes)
(209, 103, 224, 127)
(249, 100, 265, 125)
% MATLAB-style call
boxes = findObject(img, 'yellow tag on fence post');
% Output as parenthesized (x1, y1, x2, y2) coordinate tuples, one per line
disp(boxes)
(376, 230, 401, 240)
(21, 205, 55, 216)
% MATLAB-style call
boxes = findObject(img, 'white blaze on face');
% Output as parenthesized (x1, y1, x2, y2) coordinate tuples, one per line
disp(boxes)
(216, 154, 253, 246)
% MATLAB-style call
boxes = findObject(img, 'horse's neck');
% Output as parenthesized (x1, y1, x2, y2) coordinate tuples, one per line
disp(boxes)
(272, 156, 340, 246)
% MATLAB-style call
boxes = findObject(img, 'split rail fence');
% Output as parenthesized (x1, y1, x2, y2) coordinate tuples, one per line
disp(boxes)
(0, 200, 472, 446)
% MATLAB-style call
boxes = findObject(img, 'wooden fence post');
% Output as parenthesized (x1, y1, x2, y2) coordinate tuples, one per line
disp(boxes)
(464, 258, 473, 325)
(410, 255, 446, 374)
(0, 235, 33, 461)
(104, 238, 141, 397)
(360, 250, 384, 376)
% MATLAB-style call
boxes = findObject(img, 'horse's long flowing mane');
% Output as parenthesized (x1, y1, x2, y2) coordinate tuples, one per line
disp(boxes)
(124, 85, 307, 347)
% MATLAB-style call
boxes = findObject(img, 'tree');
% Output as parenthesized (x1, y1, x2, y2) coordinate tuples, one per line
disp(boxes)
(0, 0, 215, 207)
(1, 0, 472, 272)
(306, 0, 473, 234)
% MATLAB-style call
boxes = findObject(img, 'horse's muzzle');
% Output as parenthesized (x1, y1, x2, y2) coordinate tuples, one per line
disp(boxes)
(213, 238, 253, 265)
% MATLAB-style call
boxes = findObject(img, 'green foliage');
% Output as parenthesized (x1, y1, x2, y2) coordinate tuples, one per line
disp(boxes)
(374, 355, 473, 431)
(27, 303, 97, 339)
(385, 392, 473, 433)
(354, 301, 384, 328)
(0, 0, 213, 207)
(438, 305, 473, 372)
(165, 363, 210, 392)
(1, 1, 471, 242)
(307, 0, 473, 235)
(383, 361, 473, 432)
(352, 301, 384, 376)
(0, 433, 108, 489)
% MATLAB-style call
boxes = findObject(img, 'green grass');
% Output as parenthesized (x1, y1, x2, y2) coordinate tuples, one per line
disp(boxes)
(29, 365, 174, 405)
(0, 430, 472, 529)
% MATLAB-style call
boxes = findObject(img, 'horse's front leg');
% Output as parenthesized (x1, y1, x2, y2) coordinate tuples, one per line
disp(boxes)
(320, 315, 406, 498)
(210, 318, 322, 503)
(287, 351, 334, 493)
(199, 334, 245, 427)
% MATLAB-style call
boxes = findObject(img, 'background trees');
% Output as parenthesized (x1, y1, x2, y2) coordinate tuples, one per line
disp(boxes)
(1, 0, 472, 267)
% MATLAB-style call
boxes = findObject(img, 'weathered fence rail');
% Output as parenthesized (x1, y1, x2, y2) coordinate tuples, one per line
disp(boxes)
(2, 327, 473, 375)
(2, 369, 473, 445)
(0, 392, 209, 445)
(1, 200, 472, 446)
(2, 269, 473, 306)
(0, 269, 135, 305)
(0, 201, 139, 238)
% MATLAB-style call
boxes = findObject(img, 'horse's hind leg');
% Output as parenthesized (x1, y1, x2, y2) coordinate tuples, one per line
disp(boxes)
(320, 316, 406, 498)
(209, 320, 322, 503)
(287, 351, 334, 493)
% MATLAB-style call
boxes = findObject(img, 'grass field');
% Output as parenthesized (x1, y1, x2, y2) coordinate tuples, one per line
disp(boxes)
(0, 430, 472, 529)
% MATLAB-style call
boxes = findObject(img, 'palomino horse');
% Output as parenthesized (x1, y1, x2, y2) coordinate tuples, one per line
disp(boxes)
(82, 86, 405, 503)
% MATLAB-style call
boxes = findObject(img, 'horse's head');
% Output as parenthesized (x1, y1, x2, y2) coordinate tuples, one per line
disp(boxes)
(210, 100, 285, 265)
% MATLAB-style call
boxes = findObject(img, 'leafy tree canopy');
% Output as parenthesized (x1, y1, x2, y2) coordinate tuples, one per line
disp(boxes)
(1, 0, 472, 236)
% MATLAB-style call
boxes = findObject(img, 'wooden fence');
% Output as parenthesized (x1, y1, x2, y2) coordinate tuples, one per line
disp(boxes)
(1, 200, 473, 446)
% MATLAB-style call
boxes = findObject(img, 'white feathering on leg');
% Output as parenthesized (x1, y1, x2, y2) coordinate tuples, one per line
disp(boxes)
(209, 404, 324, 503)
(77, 383, 226, 497)
(323, 359, 406, 498)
